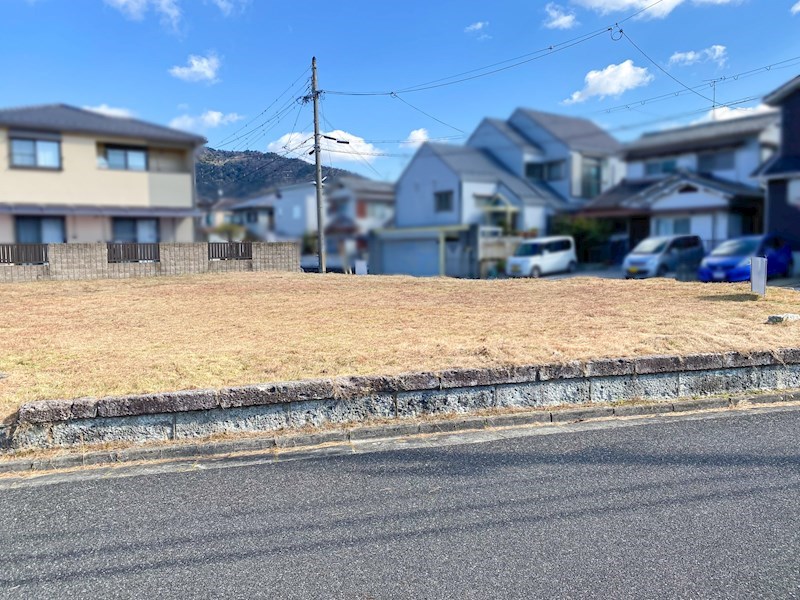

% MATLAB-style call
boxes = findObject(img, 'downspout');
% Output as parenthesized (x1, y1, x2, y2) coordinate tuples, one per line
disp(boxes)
(439, 230, 446, 276)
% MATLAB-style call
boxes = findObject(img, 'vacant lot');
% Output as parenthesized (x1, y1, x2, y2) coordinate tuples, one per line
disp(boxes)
(0, 272, 798, 419)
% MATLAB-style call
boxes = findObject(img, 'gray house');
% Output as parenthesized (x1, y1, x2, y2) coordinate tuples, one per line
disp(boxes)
(583, 112, 779, 254)
(756, 76, 800, 260)
(369, 109, 622, 277)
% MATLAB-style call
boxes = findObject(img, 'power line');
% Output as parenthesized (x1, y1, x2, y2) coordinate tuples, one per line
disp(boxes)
(316, 94, 767, 159)
(322, 0, 669, 97)
(213, 66, 310, 147)
(591, 54, 800, 115)
(390, 93, 466, 133)
(620, 28, 717, 106)
(320, 97, 385, 180)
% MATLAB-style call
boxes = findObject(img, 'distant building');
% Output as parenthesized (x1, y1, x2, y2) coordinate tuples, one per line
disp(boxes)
(229, 182, 319, 242)
(370, 109, 622, 277)
(324, 175, 394, 261)
(756, 76, 800, 262)
(583, 112, 779, 253)
(0, 104, 205, 244)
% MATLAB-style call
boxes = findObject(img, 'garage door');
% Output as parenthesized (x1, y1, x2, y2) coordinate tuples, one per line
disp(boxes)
(381, 239, 440, 277)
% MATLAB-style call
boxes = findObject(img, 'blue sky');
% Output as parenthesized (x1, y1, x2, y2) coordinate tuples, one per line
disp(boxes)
(3, 0, 800, 181)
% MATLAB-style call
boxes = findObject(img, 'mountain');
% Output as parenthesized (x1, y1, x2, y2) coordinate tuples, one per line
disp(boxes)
(195, 148, 357, 205)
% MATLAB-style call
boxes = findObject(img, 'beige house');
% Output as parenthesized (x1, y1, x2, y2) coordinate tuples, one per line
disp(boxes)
(0, 104, 205, 244)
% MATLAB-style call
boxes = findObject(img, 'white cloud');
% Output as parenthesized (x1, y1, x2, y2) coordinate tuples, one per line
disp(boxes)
(105, 0, 243, 29)
(83, 104, 134, 118)
(464, 21, 489, 32)
(208, 0, 248, 16)
(464, 21, 491, 39)
(564, 60, 654, 104)
(692, 103, 776, 123)
(401, 128, 429, 149)
(104, 0, 182, 29)
(543, 3, 579, 29)
(169, 52, 221, 83)
(267, 130, 381, 164)
(170, 110, 243, 132)
(669, 44, 727, 67)
(572, 0, 738, 20)
(792, 1, 800, 14)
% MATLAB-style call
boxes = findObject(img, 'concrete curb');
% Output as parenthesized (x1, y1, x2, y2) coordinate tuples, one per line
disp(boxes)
(2, 392, 798, 475)
(5, 348, 800, 452)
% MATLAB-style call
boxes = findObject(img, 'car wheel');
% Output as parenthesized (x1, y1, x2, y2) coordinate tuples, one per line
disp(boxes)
(530, 266, 541, 278)
(567, 261, 577, 274)
(656, 265, 667, 278)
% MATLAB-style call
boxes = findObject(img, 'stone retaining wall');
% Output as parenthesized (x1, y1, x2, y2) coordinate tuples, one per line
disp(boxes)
(4, 349, 800, 451)
(0, 242, 300, 283)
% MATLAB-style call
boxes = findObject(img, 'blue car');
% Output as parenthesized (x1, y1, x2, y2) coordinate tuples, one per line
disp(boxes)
(698, 235, 794, 282)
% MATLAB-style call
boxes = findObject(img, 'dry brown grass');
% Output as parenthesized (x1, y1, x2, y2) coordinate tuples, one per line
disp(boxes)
(0, 272, 798, 420)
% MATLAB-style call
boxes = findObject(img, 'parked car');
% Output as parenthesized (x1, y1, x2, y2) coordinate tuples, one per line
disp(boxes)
(698, 235, 794, 282)
(623, 235, 704, 279)
(506, 236, 577, 278)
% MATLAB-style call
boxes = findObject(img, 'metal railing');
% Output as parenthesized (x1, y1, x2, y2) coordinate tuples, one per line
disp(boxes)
(107, 242, 160, 263)
(0, 243, 49, 265)
(208, 241, 253, 261)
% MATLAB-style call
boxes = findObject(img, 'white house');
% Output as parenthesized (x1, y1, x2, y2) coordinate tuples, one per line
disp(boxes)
(584, 112, 780, 251)
(370, 109, 622, 277)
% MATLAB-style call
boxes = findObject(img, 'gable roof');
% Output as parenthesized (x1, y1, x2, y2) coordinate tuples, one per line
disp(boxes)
(515, 109, 621, 155)
(331, 175, 394, 197)
(764, 76, 800, 106)
(753, 154, 800, 179)
(480, 118, 542, 153)
(424, 142, 566, 208)
(0, 104, 206, 146)
(624, 112, 778, 160)
(584, 171, 762, 215)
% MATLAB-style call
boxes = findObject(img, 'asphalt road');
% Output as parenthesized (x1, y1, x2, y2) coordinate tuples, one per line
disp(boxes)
(2, 408, 800, 599)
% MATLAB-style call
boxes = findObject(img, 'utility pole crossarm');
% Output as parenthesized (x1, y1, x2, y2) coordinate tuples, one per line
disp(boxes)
(311, 56, 327, 274)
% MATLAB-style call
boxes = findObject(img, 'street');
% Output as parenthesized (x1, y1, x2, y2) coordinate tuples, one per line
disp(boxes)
(1, 407, 800, 599)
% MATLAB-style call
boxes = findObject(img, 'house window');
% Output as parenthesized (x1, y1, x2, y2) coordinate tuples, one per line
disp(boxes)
(645, 159, 677, 176)
(246, 211, 258, 224)
(292, 205, 302, 219)
(581, 158, 602, 199)
(112, 218, 159, 243)
(698, 150, 735, 172)
(525, 161, 565, 182)
(366, 203, 390, 220)
(434, 191, 454, 212)
(15, 216, 66, 243)
(101, 146, 148, 171)
(10, 138, 61, 169)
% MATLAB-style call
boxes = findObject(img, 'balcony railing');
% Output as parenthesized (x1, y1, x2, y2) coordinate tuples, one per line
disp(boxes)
(107, 243, 160, 263)
(208, 241, 253, 261)
(0, 243, 49, 265)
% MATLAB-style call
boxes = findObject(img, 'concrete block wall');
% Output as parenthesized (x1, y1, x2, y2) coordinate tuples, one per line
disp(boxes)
(5, 348, 800, 451)
(0, 242, 300, 283)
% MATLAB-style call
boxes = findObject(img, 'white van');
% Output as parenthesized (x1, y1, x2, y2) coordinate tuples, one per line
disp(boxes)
(505, 236, 578, 278)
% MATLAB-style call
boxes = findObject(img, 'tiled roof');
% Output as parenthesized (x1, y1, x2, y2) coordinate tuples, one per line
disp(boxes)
(515, 109, 622, 155)
(624, 113, 778, 160)
(0, 104, 206, 146)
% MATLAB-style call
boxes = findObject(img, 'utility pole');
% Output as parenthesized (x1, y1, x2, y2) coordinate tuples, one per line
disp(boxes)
(311, 56, 326, 274)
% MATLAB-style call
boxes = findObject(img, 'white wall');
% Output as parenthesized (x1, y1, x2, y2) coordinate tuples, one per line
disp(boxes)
(467, 121, 529, 177)
(0, 214, 13, 243)
(461, 181, 500, 226)
(394, 146, 462, 228)
(523, 206, 547, 234)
